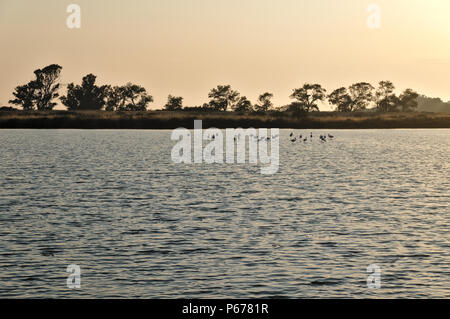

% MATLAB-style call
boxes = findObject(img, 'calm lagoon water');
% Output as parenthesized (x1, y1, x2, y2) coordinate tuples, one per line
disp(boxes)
(0, 129, 449, 298)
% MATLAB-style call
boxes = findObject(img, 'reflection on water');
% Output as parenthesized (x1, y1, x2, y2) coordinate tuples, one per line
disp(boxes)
(0, 129, 449, 298)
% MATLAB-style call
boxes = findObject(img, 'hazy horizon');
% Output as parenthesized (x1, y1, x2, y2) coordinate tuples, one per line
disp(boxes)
(1, 0, 450, 110)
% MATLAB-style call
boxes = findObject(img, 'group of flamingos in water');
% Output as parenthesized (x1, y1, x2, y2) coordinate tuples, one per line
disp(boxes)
(289, 132, 335, 143)
(207, 132, 335, 143)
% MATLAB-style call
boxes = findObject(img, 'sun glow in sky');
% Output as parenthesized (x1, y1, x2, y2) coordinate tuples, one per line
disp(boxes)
(1, 0, 449, 109)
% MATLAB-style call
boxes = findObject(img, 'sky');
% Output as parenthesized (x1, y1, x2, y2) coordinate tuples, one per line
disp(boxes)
(0, 0, 449, 110)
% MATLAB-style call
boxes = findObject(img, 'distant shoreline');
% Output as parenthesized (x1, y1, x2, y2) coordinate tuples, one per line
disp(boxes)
(1, 110, 449, 129)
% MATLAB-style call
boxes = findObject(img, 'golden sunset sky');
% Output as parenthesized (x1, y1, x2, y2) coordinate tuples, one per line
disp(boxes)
(1, 0, 449, 109)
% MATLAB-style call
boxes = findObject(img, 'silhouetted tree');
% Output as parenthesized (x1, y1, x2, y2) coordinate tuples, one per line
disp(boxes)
(290, 83, 326, 112)
(104, 86, 121, 111)
(208, 85, 240, 111)
(399, 89, 419, 112)
(9, 64, 62, 110)
(111, 83, 153, 111)
(286, 102, 308, 117)
(33, 64, 63, 110)
(164, 95, 183, 111)
(9, 84, 35, 110)
(348, 82, 374, 111)
(375, 81, 399, 112)
(254, 92, 274, 113)
(0, 106, 16, 111)
(416, 95, 450, 113)
(232, 96, 253, 113)
(328, 87, 352, 112)
(60, 74, 108, 110)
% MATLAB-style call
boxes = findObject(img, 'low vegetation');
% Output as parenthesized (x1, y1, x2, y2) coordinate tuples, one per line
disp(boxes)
(1, 109, 449, 129)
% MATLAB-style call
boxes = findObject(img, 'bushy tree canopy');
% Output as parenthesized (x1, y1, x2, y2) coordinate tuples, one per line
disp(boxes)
(208, 85, 240, 111)
(375, 81, 399, 112)
(254, 92, 274, 113)
(105, 83, 153, 111)
(60, 74, 108, 110)
(399, 89, 419, 112)
(328, 87, 352, 112)
(9, 64, 62, 110)
(164, 95, 183, 111)
(232, 96, 253, 113)
(347, 82, 375, 111)
(290, 83, 326, 112)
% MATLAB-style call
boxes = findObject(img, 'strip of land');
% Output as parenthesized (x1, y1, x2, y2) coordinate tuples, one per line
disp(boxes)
(1, 110, 449, 129)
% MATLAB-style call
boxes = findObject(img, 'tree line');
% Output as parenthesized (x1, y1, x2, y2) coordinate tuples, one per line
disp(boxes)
(9, 64, 419, 114)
